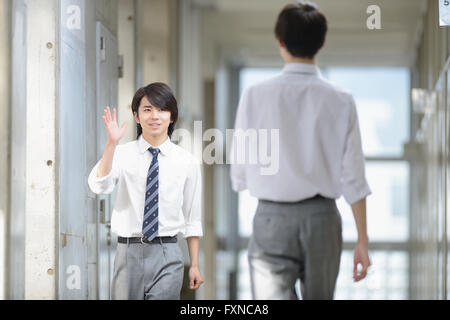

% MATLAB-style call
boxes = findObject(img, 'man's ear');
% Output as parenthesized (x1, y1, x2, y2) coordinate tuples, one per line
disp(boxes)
(319, 40, 326, 51)
(276, 38, 285, 48)
(133, 111, 140, 124)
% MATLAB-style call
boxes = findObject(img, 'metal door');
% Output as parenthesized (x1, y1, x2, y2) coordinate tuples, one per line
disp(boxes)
(95, 21, 119, 300)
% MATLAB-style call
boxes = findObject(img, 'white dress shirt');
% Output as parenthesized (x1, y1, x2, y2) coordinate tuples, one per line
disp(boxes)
(88, 135, 203, 238)
(230, 62, 371, 205)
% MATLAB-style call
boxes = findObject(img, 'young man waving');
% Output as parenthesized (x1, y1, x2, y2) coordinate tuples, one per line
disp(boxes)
(88, 82, 203, 300)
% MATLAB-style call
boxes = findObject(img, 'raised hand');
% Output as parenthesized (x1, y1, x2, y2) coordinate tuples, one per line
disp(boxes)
(102, 106, 127, 145)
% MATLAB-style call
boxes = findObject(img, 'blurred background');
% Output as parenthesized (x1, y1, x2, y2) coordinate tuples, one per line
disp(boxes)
(0, 0, 448, 300)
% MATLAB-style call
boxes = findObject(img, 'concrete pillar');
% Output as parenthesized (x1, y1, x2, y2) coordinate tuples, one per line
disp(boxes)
(9, 0, 59, 299)
(24, 0, 58, 299)
(202, 79, 216, 299)
(177, 0, 211, 299)
(178, 0, 203, 123)
(10, 0, 27, 300)
(0, 0, 11, 300)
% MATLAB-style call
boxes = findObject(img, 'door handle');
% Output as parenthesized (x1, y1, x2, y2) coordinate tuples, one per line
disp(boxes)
(99, 199, 106, 224)
(106, 232, 111, 246)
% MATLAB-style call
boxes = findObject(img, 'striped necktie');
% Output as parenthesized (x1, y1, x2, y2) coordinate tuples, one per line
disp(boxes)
(142, 146, 160, 241)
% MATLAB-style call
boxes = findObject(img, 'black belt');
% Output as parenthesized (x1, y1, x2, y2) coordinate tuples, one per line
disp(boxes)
(118, 236, 177, 244)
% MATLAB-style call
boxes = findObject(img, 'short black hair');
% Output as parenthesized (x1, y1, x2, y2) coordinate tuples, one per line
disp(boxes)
(131, 82, 178, 139)
(274, 2, 327, 59)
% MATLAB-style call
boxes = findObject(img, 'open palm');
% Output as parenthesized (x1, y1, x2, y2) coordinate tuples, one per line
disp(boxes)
(102, 106, 127, 144)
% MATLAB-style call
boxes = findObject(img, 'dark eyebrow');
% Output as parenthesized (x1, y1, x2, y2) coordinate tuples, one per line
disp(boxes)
(142, 105, 164, 110)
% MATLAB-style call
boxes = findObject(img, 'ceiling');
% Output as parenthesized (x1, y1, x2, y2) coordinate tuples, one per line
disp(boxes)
(197, 0, 428, 68)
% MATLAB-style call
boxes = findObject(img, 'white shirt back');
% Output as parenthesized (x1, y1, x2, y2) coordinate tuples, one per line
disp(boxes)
(230, 62, 371, 205)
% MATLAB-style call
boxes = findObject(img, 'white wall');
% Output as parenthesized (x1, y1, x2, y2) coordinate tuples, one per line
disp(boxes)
(136, 0, 175, 87)
(118, 0, 136, 143)
(410, 1, 450, 300)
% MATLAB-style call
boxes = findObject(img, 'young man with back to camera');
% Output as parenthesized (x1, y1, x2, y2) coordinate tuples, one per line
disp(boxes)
(88, 82, 203, 300)
(230, 2, 372, 300)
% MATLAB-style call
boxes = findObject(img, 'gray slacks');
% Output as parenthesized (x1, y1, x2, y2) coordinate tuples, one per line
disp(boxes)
(111, 239, 184, 300)
(248, 195, 343, 300)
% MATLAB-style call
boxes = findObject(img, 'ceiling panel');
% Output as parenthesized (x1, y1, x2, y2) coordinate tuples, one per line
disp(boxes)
(200, 0, 427, 67)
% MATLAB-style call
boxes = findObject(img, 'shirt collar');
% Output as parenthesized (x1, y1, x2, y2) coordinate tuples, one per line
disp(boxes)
(138, 134, 172, 156)
(282, 62, 321, 76)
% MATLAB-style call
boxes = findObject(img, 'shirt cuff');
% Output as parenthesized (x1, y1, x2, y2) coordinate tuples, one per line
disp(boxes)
(342, 181, 372, 205)
(88, 162, 116, 194)
(231, 178, 246, 192)
(184, 222, 203, 238)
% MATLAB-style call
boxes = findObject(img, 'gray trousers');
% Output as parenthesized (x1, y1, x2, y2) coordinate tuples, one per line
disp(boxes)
(248, 195, 342, 300)
(111, 239, 184, 300)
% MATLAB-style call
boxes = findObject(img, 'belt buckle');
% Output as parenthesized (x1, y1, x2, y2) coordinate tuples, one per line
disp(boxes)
(140, 236, 147, 244)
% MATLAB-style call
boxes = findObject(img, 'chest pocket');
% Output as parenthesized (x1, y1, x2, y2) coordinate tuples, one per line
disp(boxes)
(122, 167, 146, 192)
(159, 170, 185, 206)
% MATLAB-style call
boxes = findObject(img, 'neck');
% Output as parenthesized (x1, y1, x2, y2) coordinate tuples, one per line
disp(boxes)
(141, 132, 168, 147)
(285, 56, 316, 64)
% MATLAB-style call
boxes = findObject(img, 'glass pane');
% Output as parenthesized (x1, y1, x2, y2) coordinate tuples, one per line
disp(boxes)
(216, 250, 233, 300)
(239, 190, 257, 237)
(240, 68, 281, 94)
(335, 250, 409, 299)
(238, 68, 282, 238)
(238, 248, 409, 299)
(324, 68, 410, 157)
(240, 161, 410, 241)
(238, 250, 252, 300)
(337, 161, 409, 242)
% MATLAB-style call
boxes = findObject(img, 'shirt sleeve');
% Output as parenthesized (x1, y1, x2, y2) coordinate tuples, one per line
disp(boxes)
(229, 87, 249, 192)
(182, 159, 203, 238)
(87, 146, 121, 195)
(340, 96, 372, 205)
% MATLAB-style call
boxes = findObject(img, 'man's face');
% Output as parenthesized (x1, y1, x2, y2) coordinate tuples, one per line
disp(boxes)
(134, 95, 172, 139)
